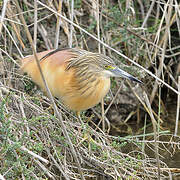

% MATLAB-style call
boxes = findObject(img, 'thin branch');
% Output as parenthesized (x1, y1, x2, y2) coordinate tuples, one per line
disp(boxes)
(3, 24, 23, 58)
(34, 160, 55, 179)
(0, 0, 9, 37)
(34, 0, 38, 51)
(54, 0, 62, 49)
(174, 76, 180, 136)
(69, 0, 74, 48)
(20, 145, 49, 164)
(144, 91, 161, 179)
(0, 174, 5, 180)
(141, 0, 156, 28)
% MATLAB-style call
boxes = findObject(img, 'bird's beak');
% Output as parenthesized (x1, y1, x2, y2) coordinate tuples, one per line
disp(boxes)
(111, 67, 142, 83)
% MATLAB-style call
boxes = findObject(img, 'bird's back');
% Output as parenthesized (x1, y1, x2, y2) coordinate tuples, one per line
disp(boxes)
(21, 49, 75, 95)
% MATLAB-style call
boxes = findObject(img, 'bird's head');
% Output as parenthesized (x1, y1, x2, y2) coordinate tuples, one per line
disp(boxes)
(66, 49, 142, 84)
(91, 54, 142, 84)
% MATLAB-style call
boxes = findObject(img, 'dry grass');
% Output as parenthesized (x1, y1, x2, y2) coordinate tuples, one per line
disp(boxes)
(0, 0, 180, 179)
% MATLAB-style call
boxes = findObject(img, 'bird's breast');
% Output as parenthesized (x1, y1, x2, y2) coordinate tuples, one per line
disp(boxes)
(62, 75, 111, 111)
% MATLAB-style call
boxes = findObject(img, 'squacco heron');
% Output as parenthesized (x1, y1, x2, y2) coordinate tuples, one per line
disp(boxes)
(21, 48, 142, 117)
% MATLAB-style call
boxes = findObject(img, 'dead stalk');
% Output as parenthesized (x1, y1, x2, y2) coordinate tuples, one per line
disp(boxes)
(174, 76, 180, 135)
(144, 91, 161, 180)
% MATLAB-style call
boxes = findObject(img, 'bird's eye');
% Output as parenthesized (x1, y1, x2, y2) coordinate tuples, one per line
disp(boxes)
(104, 65, 111, 69)
(104, 65, 114, 70)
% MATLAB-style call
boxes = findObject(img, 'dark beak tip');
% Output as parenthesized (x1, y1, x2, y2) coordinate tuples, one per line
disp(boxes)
(130, 77, 143, 84)
(135, 79, 143, 84)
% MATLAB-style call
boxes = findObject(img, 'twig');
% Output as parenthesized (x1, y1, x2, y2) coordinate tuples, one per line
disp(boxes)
(91, 0, 106, 132)
(54, 0, 62, 49)
(96, 0, 100, 53)
(101, 98, 105, 132)
(174, 76, 180, 136)
(0, 174, 5, 180)
(8, 139, 49, 164)
(144, 91, 161, 180)
(141, 0, 156, 28)
(0, 48, 21, 66)
(69, 0, 74, 48)
(104, 82, 123, 115)
(34, 160, 55, 179)
(3, 24, 23, 58)
(46, 149, 70, 180)
(174, 0, 180, 37)
(0, 0, 8, 37)
(100, 82, 123, 133)
(128, 82, 163, 124)
(95, 0, 105, 132)
(19, 100, 30, 136)
(34, 0, 38, 51)
(6, 3, 25, 49)
(28, 13, 54, 27)
(38, 23, 52, 49)
(20, 145, 49, 164)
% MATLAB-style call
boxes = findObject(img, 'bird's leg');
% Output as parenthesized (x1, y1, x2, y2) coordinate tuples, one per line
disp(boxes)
(101, 98, 105, 132)
(76, 111, 95, 151)
(76, 111, 85, 127)
(77, 111, 94, 126)
(86, 113, 95, 124)
(45, 104, 54, 114)
(76, 111, 81, 120)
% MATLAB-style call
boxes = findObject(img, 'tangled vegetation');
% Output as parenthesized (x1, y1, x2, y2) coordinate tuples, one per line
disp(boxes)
(0, 0, 180, 179)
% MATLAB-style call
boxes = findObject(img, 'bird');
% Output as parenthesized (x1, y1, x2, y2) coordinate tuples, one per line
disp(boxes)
(21, 48, 142, 117)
